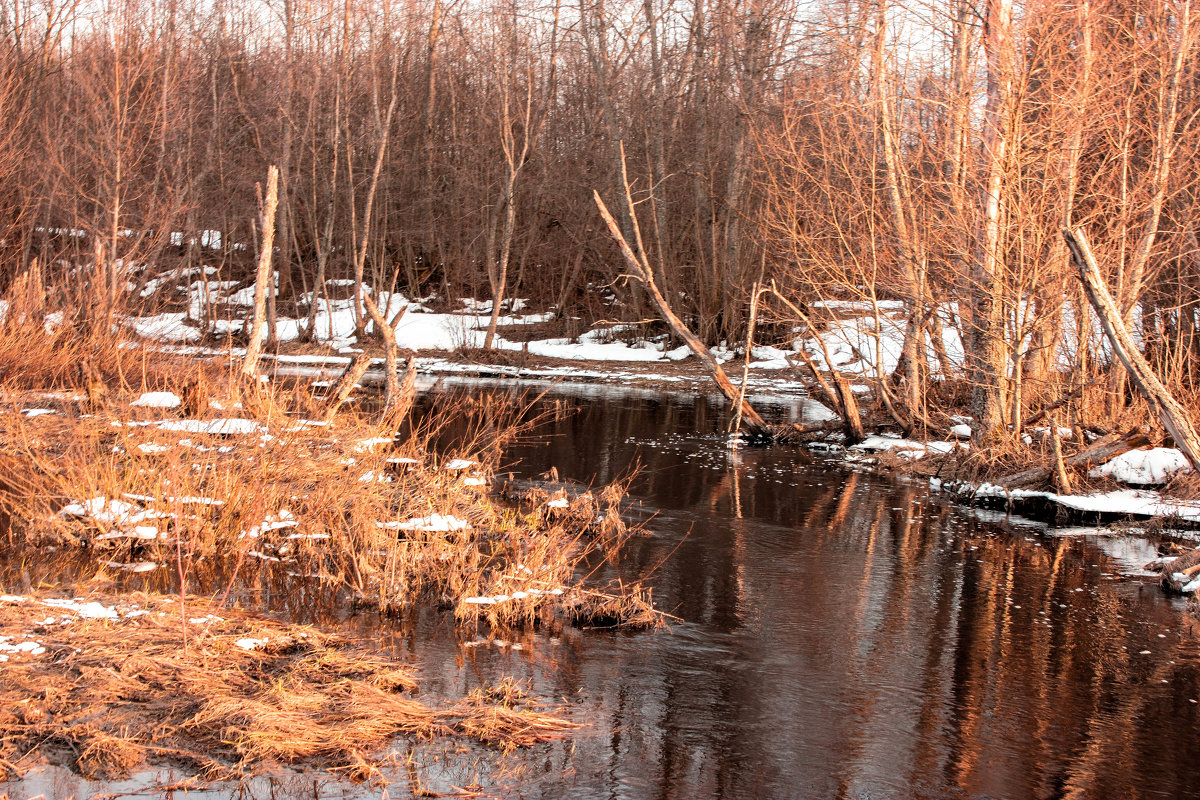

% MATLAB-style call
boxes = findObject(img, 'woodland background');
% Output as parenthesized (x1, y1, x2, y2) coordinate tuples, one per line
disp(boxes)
(1, 0, 1198, 440)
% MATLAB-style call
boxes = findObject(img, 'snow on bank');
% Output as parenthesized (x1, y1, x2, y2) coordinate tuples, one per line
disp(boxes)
(1089, 447, 1193, 486)
(932, 479, 1200, 525)
(377, 514, 470, 532)
(131, 391, 182, 409)
(156, 418, 263, 435)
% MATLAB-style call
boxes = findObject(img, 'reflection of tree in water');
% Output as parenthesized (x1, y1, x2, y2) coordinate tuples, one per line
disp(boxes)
(472, 390, 1200, 798)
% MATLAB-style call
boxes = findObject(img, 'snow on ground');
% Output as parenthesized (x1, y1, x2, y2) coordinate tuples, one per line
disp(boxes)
(131, 391, 182, 409)
(156, 418, 263, 435)
(1089, 447, 1193, 486)
(377, 513, 470, 532)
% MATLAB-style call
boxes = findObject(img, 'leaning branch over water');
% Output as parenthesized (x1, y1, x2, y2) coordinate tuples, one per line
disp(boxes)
(593, 187, 769, 437)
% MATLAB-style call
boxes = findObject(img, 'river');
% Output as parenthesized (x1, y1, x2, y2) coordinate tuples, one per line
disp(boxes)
(7, 380, 1200, 799)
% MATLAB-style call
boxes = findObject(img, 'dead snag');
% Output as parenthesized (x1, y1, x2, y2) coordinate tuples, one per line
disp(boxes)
(322, 353, 373, 422)
(81, 358, 108, 411)
(593, 188, 770, 438)
(361, 290, 409, 413)
(1050, 419, 1073, 494)
(241, 165, 280, 380)
(995, 427, 1151, 488)
(382, 358, 418, 431)
(1065, 227, 1200, 471)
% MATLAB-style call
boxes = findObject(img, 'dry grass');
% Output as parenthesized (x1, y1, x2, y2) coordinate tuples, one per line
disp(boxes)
(0, 285, 665, 632)
(0, 591, 576, 783)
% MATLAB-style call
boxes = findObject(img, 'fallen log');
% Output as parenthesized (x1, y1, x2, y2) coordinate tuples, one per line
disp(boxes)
(994, 427, 1151, 488)
(1064, 227, 1200, 472)
(1158, 548, 1200, 593)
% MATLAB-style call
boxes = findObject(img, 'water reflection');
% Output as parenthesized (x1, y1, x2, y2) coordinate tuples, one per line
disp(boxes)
(472, 390, 1200, 800)
(4, 385, 1200, 799)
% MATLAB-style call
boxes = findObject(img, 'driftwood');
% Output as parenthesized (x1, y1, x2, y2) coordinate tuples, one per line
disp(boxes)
(995, 427, 1151, 488)
(1064, 227, 1200, 471)
(322, 353, 373, 422)
(787, 420, 845, 438)
(593, 187, 769, 436)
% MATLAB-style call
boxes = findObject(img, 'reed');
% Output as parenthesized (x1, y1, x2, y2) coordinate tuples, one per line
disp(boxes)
(0, 283, 664, 631)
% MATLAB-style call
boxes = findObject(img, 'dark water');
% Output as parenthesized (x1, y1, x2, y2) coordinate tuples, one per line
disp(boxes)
(408, 383, 1200, 800)
(8, 381, 1200, 799)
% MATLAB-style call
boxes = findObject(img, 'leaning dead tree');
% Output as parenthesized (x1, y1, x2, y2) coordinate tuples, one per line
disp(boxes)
(593, 183, 770, 437)
(1064, 227, 1200, 471)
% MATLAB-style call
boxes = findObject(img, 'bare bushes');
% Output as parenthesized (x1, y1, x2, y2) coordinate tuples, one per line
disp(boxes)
(0, 591, 576, 782)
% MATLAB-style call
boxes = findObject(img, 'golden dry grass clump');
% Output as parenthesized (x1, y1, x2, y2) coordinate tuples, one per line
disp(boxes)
(0, 286, 664, 632)
(0, 590, 577, 783)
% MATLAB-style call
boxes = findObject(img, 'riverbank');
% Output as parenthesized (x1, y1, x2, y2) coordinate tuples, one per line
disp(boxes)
(0, 306, 667, 787)
(0, 590, 574, 784)
(131, 286, 1200, 584)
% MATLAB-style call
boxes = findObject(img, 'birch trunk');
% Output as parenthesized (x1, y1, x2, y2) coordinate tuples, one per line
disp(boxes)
(968, 0, 1014, 445)
(241, 165, 279, 379)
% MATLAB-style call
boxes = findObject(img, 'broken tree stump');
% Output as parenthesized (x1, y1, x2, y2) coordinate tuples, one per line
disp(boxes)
(322, 353, 373, 423)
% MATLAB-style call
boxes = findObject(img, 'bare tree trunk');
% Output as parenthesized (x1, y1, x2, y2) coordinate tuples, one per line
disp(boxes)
(241, 165, 280, 379)
(1065, 227, 1200, 470)
(351, 62, 399, 344)
(968, 0, 1015, 446)
(362, 289, 409, 410)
